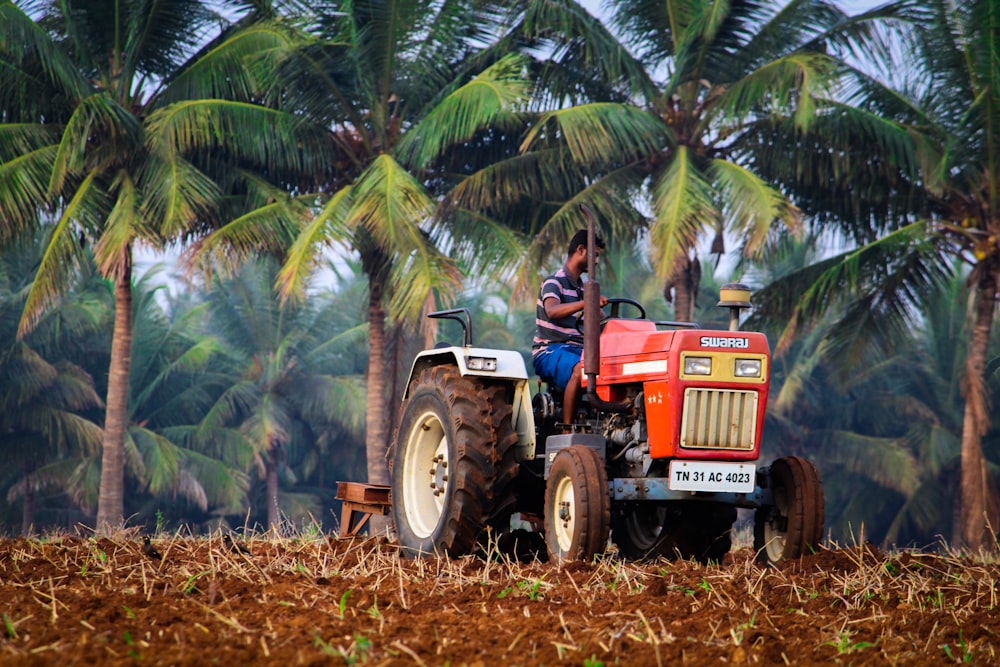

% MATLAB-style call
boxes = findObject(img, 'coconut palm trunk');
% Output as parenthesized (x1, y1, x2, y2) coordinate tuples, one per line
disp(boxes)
(667, 254, 701, 322)
(365, 274, 389, 489)
(96, 264, 133, 533)
(959, 266, 1000, 550)
(266, 448, 281, 532)
(21, 463, 35, 536)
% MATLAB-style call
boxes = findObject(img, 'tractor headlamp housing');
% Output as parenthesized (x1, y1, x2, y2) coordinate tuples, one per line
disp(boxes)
(683, 356, 712, 375)
(465, 356, 497, 371)
(734, 358, 762, 378)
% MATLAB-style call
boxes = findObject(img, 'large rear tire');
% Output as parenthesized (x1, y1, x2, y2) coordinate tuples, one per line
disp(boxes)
(754, 456, 824, 565)
(544, 445, 610, 562)
(390, 366, 513, 557)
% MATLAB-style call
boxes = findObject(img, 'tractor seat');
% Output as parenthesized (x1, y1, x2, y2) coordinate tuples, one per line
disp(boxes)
(532, 381, 561, 424)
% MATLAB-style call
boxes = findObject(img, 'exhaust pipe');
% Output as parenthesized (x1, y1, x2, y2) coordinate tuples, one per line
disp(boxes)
(579, 205, 629, 414)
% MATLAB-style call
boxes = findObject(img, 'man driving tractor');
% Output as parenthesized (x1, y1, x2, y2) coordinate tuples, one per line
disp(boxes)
(531, 229, 608, 426)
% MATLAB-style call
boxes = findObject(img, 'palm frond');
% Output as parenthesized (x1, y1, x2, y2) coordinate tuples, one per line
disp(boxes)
(349, 155, 459, 322)
(158, 21, 303, 105)
(140, 151, 223, 241)
(19, 170, 105, 338)
(717, 52, 835, 132)
(0, 2, 90, 103)
(817, 429, 920, 496)
(396, 54, 531, 169)
(186, 198, 307, 279)
(882, 476, 950, 547)
(131, 427, 181, 496)
(521, 102, 671, 168)
(47, 95, 141, 197)
(277, 187, 354, 305)
(649, 145, 717, 276)
(709, 158, 801, 255)
(93, 171, 141, 279)
(179, 450, 249, 513)
(753, 223, 955, 358)
(121, 0, 217, 81)
(516, 0, 655, 104)
(146, 100, 333, 176)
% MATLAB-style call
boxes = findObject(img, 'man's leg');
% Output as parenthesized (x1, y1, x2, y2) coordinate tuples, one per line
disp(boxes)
(563, 361, 582, 426)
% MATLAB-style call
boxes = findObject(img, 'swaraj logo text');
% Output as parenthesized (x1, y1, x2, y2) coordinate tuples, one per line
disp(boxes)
(699, 336, 749, 349)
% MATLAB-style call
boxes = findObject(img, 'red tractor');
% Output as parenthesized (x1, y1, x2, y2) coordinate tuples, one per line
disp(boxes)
(388, 241, 823, 565)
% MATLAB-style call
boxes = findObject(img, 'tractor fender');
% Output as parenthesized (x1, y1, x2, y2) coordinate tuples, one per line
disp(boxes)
(404, 347, 536, 460)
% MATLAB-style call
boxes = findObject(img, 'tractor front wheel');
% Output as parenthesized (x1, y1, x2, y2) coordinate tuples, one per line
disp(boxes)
(754, 456, 824, 565)
(544, 445, 610, 562)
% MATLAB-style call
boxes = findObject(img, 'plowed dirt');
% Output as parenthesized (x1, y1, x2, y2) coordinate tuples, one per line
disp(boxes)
(0, 534, 997, 665)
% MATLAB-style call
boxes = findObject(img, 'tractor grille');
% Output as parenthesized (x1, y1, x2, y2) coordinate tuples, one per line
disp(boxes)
(680, 388, 758, 450)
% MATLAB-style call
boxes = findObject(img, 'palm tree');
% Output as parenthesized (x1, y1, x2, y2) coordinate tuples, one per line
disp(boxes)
(188, 2, 536, 495)
(114, 269, 254, 529)
(751, 0, 1000, 550)
(0, 0, 326, 532)
(199, 259, 366, 531)
(0, 231, 105, 533)
(463, 0, 899, 318)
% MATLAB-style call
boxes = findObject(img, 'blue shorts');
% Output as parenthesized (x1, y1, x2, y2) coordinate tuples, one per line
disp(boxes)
(533, 343, 582, 391)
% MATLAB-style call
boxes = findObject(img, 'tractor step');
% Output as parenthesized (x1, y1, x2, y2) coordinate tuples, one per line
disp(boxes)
(335, 481, 392, 537)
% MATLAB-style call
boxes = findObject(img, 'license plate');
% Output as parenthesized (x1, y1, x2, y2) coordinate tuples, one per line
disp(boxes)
(668, 460, 756, 493)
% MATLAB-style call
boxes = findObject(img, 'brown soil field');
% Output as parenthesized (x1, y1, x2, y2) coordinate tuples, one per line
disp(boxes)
(0, 533, 997, 666)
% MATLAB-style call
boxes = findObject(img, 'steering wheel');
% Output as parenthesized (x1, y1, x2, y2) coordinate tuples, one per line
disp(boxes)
(575, 297, 647, 334)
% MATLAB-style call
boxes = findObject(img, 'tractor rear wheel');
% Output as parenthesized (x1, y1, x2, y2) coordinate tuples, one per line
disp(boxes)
(754, 456, 824, 565)
(544, 445, 610, 562)
(391, 366, 511, 557)
(611, 505, 669, 560)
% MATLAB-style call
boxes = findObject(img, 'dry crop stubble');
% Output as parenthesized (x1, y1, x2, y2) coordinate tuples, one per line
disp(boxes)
(0, 530, 997, 665)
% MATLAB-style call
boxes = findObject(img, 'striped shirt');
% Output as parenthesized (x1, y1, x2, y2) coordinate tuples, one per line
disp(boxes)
(532, 266, 584, 355)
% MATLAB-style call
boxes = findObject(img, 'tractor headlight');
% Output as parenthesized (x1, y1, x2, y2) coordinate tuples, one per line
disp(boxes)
(465, 356, 497, 371)
(683, 356, 712, 375)
(734, 358, 762, 378)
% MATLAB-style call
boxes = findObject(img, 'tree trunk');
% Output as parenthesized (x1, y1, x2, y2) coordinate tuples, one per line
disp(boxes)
(95, 263, 133, 534)
(958, 266, 1000, 552)
(21, 463, 35, 536)
(665, 253, 701, 322)
(364, 271, 391, 535)
(266, 448, 281, 532)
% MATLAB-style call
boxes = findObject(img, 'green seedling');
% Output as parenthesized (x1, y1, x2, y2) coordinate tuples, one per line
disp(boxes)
(517, 578, 544, 601)
(941, 630, 973, 663)
(182, 571, 207, 594)
(3, 614, 15, 639)
(338, 590, 352, 619)
(367, 595, 380, 618)
(338, 633, 372, 665)
(824, 632, 874, 654)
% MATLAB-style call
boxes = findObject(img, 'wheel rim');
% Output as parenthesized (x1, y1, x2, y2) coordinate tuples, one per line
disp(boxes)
(551, 475, 576, 553)
(401, 410, 449, 539)
(762, 485, 789, 562)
